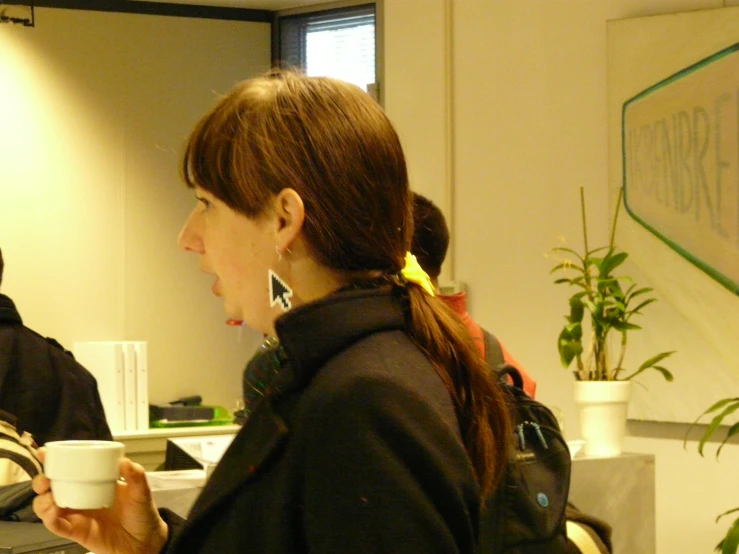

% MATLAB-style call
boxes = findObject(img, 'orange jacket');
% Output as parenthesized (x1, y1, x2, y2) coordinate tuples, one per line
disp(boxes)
(439, 292, 537, 399)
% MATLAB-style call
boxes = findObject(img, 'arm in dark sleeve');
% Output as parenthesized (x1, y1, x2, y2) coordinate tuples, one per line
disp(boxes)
(158, 508, 185, 553)
(299, 375, 480, 554)
(49, 348, 113, 442)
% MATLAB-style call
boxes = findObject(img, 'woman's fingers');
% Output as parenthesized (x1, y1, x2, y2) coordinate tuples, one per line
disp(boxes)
(32, 447, 50, 494)
(120, 458, 147, 484)
(32, 492, 73, 537)
(119, 458, 153, 503)
(31, 472, 51, 495)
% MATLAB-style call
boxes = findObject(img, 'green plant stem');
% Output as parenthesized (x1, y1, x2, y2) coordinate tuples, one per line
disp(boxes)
(609, 187, 624, 248)
(575, 352, 585, 379)
(580, 187, 589, 255)
(596, 331, 609, 381)
(613, 331, 627, 379)
(579, 187, 598, 378)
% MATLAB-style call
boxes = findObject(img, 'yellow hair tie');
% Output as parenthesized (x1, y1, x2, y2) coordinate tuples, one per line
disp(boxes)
(400, 252, 435, 296)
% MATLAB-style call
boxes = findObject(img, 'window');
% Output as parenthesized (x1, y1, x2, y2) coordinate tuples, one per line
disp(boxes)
(277, 4, 376, 94)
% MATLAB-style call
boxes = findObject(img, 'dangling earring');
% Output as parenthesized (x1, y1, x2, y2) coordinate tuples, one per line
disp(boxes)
(271, 246, 293, 312)
(276, 245, 292, 263)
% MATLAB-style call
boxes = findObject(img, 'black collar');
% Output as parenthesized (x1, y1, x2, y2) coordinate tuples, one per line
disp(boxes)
(275, 286, 407, 389)
(0, 294, 22, 325)
(185, 287, 409, 530)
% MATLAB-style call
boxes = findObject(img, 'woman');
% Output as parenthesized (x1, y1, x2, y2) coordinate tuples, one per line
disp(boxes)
(33, 70, 511, 554)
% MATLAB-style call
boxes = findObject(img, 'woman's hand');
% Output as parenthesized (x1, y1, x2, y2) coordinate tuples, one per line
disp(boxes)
(33, 449, 168, 554)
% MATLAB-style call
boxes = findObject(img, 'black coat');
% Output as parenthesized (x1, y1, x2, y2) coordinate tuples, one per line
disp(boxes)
(164, 288, 480, 554)
(0, 294, 112, 446)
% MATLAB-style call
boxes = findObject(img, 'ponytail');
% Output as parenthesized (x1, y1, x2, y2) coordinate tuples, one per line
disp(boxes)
(402, 283, 512, 499)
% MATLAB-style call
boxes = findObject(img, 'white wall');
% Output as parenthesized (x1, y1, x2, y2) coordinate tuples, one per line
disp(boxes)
(383, 0, 739, 552)
(0, 7, 270, 411)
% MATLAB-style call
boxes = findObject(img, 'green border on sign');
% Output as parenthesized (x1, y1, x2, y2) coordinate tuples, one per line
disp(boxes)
(621, 42, 739, 296)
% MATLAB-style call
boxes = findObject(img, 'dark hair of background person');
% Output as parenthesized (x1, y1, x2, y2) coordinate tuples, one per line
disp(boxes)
(0, 247, 4, 286)
(180, 69, 512, 498)
(410, 193, 450, 280)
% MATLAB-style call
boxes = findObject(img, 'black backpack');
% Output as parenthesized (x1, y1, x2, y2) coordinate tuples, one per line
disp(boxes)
(478, 330, 572, 553)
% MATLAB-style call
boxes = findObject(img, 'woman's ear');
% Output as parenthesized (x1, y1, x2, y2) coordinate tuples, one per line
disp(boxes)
(274, 188, 305, 252)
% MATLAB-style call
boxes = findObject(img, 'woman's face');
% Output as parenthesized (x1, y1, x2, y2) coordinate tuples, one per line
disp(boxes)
(178, 187, 277, 334)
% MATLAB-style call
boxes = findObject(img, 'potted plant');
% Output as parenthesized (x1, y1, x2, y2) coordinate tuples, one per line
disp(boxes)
(688, 398, 739, 554)
(550, 186, 674, 456)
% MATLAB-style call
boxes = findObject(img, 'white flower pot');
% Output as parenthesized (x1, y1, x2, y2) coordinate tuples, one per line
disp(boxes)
(574, 381, 632, 457)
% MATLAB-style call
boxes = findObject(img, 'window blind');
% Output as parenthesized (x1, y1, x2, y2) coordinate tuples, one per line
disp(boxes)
(278, 4, 376, 92)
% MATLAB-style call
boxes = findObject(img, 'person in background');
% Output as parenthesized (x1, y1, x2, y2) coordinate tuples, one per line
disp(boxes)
(0, 248, 112, 446)
(33, 70, 512, 554)
(411, 192, 537, 398)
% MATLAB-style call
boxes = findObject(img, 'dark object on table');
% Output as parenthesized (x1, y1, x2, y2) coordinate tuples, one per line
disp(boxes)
(149, 404, 215, 422)
(0, 521, 86, 553)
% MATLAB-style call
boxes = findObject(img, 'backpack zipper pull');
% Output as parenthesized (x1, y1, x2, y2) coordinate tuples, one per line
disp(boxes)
(531, 422, 548, 449)
(516, 423, 526, 450)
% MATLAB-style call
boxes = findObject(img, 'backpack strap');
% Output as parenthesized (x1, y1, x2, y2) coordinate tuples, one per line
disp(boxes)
(482, 328, 525, 390)
(482, 329, 505, 371)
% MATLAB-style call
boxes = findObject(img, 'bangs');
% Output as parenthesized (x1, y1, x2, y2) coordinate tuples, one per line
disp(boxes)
(180, 91, 270, 218)
(181, 103, 241, 210)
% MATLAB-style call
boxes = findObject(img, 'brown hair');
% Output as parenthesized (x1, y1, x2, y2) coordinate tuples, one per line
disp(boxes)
(181, 70, 511, 498)
(411, 192, 450, 279)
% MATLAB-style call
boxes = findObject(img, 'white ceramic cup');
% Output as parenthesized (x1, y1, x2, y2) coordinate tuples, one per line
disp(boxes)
(44, 440, 125, 510)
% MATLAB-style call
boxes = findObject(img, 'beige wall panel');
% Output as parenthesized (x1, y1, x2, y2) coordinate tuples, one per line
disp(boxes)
(382, 0, 450, 242)
(452, 0, 611, 436)
(0, 7, 270, 411)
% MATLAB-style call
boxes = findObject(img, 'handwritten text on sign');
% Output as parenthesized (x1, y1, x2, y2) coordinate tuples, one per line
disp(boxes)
(623, 44, 739, 294)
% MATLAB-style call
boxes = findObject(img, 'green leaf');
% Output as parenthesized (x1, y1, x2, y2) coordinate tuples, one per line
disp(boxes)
(623, 282, 637, 297)
(610, 320, 641, 331)
(599, 251, 629, 277)
(685, 398, 739, 450)
(551, 247, 584, 263)
(557, 328, 576, 368)
(718, 507, 739, 522)
(620, 365, 652, 381)
(559, 344, 576, 368)
(627, 286, 653, 299)
(557, 321, 583, 369)
(717, 422, 739, 458)
(700, 401, 739, 456)
(550, 262, 577, 274)
(554, 278, 571, 285)
(597, 277, 621, 293)
(569, 296, 584, 323)
(701, 397, 739, 418)
(638, 351, 675, 371)
(585, 246, 608, 261)
(564, 322, 583, 343)
(627, 298, 657, 315)
(716, 515, 739, 554)
(620, 352, 674, 381)
(652, 365, 674, 382)
(582, 299, 597, 315)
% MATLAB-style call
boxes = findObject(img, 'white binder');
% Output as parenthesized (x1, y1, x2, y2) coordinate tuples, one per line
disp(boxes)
(72, 341, 149, 433)
(133, 342, 149, 431)
(123, 343, 137, 431)
(72, 342, 125, 433)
